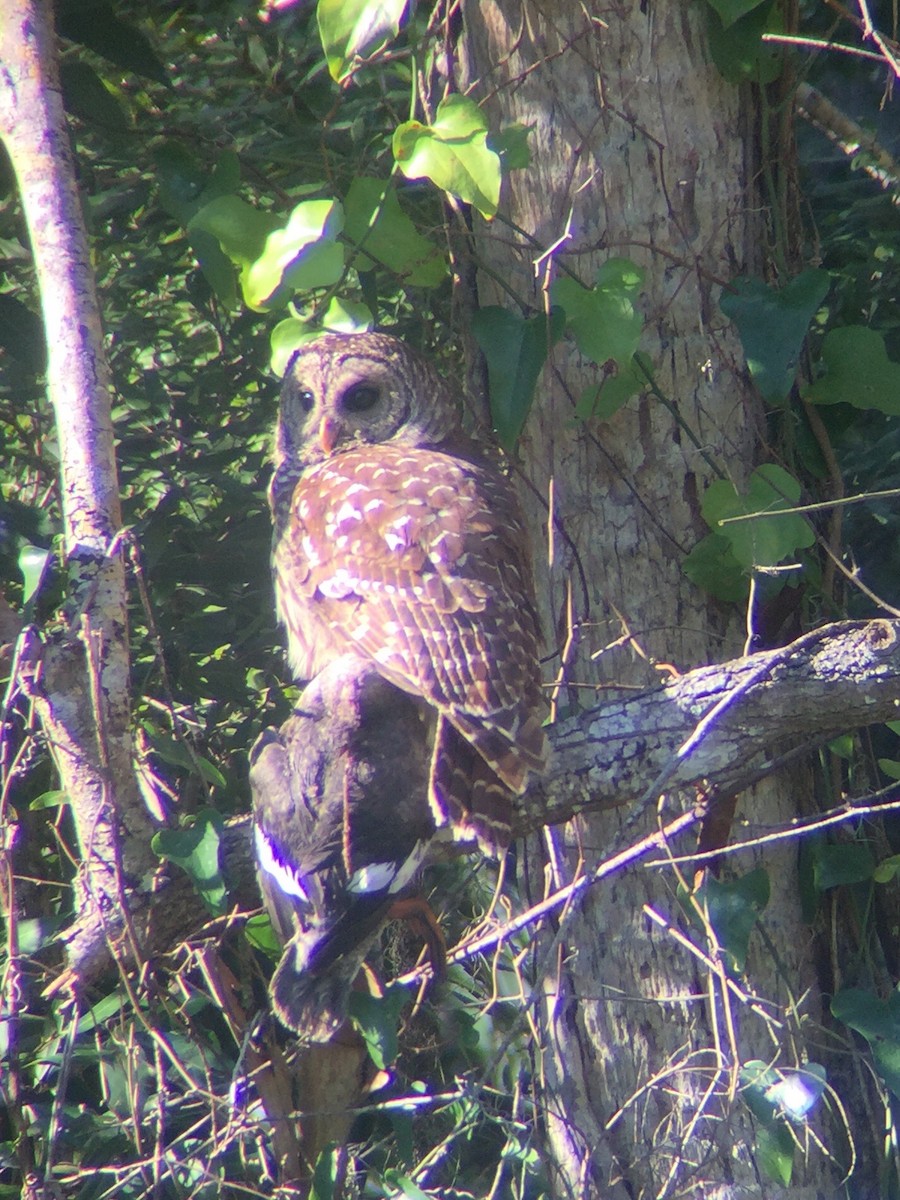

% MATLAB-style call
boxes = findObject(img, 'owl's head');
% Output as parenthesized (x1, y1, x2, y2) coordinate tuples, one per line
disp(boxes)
(275, 332, 462, 469)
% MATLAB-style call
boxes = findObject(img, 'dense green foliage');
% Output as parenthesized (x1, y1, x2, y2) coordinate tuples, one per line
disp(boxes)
(2, 0, 900, 1195)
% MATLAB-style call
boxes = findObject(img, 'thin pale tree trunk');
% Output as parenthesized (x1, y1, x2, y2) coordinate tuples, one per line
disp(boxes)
(0, 0, 157, 983)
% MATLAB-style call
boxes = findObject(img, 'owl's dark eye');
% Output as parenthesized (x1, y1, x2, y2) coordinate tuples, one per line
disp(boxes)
(297, 389, 315, 414)
(341, 384, 380, 414)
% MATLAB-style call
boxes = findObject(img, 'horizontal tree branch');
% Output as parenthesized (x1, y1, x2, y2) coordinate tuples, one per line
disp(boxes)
(519, 618, 900, 833)
(46, 617, 900, 995)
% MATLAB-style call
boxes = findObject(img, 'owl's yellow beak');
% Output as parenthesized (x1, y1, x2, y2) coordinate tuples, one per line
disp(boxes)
(319, 416, 340, 454)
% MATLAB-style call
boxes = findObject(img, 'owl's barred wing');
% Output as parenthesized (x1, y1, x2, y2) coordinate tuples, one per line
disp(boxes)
(273, 444, 547, 845)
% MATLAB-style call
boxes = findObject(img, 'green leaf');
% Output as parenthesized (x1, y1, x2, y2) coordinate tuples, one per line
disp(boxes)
(152, 808, 228, 916)
(317, 0, 406, 83)
(188, 230, 238, 309)
(18, 543, 49, 606)
(270, 319, 321, 376)
(707, 2, 782, 83)
(310, 1144, 344, 1200)
(706, 0, 769, 28)
(488, 124, 534, 170)
(189, 196, 345, 312)
(575, 358, 644, 422)
(874, 854, 900, 884)
(349, 983, 408, 1069)
(832, 987, 900, 1041)
(243, 199, 345, 310)
(701, 464, 815, 569)
(270, 299, 373, 376)
(0, 294, 45, 373)
(832, 988, 900, 1099)
(805, 326, 900, 414)
(29, 789, 67, 811)
(879, 758, 900, 781)
(720, 270, 830, 403)
(682, 531, 748, 602)
(188, 194, 280, 270)
(147, 731, 227, 789)
(472, 306, 564, 451)
(755, 1122, 794, 1186)
(155, 144, 240, 226)
(698, 868, 769, 973)
(393, 94, 502, 218)
(382, 1171, 433, 1200)
(76, 992, 128, 1035)
(551, 258, 645, 366)
(58, 1, 169, 84)
(59, 61, 128, 131)
(244, 912, 281, 956)
(813, 842, 874, 889)
(741, 1060, 827, 1123)
(343, 178, 446, 287)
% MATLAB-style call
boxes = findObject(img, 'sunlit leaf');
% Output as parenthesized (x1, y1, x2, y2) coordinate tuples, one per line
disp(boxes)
(317, 0, 406, 82)
(188, 194, 281, 270)
(243, 199, 345, 309)
(393, 94, 502, 218)
(382, 1171, 433, 1200)
(344, 178, 446, 287)
(18, 543, 49, 606)
(269, 298, 373, 375)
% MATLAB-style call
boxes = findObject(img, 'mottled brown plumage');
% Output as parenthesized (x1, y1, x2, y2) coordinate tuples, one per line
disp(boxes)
(269, 332, 546, 853)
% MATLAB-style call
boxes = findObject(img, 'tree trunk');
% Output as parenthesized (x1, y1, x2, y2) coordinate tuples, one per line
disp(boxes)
(459, 3, 849, 1194)
(0, 0, 157, 986)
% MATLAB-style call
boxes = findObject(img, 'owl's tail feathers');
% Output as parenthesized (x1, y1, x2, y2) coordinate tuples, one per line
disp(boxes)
(431, 711, 548, 855)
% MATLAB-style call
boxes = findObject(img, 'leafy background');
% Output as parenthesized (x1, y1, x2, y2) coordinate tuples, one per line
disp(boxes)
(2, 0, 900, 1194)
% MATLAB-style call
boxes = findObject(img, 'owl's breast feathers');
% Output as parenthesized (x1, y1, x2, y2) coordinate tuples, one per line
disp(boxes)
(272, 443, 547, 847)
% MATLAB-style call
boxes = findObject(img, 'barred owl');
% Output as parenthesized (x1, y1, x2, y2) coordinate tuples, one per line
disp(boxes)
(268, 332, 547, 855)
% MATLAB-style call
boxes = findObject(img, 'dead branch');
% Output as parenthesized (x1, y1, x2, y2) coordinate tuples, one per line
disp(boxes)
(43, 617, 900, 996)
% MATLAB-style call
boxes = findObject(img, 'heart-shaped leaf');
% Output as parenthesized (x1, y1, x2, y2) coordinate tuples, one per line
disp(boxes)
(702, 464, 814, 568)
(720, 270, 830, 402)
(472, 306, 564, 451)
(393, 95, 501, 218)
(317, 0, 405, 82)
(805, 325, 900, 414)
(552, 258, 645, 366)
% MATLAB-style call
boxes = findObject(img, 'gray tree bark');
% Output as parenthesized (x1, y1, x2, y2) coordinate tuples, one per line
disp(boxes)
(458, 3, 853, 1195)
